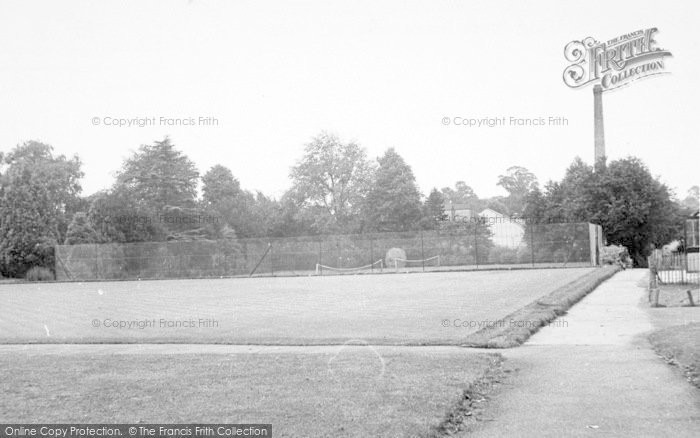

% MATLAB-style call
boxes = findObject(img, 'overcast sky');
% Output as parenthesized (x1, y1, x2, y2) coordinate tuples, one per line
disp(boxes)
(1, 0, 698, 200)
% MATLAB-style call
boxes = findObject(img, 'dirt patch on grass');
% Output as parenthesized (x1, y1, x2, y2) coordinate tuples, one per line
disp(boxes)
(649, 323, 700, 389)
(461, 266, 621, 348)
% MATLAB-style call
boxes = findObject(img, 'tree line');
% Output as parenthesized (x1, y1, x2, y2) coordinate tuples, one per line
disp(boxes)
(0, 133, 697, 277)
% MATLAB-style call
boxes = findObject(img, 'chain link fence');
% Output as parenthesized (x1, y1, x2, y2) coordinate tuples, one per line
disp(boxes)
(55, 222, 599, 281)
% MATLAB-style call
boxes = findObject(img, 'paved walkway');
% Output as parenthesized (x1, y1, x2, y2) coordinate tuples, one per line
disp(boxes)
(470, 269, 700, 437)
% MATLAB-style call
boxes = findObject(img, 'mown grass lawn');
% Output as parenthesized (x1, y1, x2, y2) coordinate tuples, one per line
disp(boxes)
(0, 268, 593, 345)
(649, 322, 700, 389)
(0, 347, 501, 437)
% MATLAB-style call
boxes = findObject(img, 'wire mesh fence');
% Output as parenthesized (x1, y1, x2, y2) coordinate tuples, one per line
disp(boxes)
(55, 222, 599, 281)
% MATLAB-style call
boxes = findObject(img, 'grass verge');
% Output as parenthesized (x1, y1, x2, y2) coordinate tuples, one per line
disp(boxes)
(648, 323, 700, 389)
(428, 354, 513, 437)
(461, 265, 621, 348)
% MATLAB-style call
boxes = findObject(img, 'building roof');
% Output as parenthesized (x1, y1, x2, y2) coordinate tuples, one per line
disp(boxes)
(478, 208, 506, 218)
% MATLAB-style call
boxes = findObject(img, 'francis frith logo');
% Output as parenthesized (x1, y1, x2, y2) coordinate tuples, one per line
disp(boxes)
(563, 28, 672, 90)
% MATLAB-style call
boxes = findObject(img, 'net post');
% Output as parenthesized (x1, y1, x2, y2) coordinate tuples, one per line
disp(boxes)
(370, 237, 374, 273)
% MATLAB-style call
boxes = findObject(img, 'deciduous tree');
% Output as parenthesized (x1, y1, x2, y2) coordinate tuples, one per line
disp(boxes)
(522, 156, 682, 266)
(290, 132, 373, 232)
(497, 166, 539, 214)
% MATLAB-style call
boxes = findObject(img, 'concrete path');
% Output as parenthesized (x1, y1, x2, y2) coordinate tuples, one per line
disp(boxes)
(470, 269, 700, 437)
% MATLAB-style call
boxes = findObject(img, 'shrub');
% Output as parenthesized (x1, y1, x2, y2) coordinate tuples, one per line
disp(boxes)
(25, 266, 55, 281)
(601, 244, 631, 267)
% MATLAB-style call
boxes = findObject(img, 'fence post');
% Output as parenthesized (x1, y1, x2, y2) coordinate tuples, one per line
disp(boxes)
(370, 237, 374, 273)
(474, 224, 479, 269)
(179, 241, 184, 279)
(270, 240, 274, 276)
(94, 244, 99, 280)
(648, 251, 661, 306)
(218, 241, 223, 277)
(318, 239, 323, 274)
(421, 232, 425, 272)
(596, 225, 601, 266)
(530, 223, 535, 267)
(337, 239, 341, 269)
(222, 241, 227, 277)
(243, 241, 248, 276)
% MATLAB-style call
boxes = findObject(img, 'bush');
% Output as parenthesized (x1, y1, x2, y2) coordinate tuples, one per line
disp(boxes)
(25, 266, 55, 281)
(601, 244, 631, 267)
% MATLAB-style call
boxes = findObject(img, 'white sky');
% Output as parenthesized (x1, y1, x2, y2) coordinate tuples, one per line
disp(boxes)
(1, 0, 698, 200)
